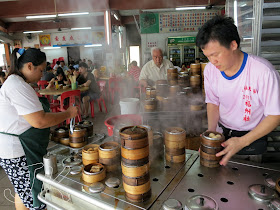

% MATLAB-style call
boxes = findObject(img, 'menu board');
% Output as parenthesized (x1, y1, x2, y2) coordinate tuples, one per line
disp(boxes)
(159, 11, 220, 33)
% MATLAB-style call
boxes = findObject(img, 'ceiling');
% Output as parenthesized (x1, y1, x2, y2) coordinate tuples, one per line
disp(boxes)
(0, 0, 225, 34)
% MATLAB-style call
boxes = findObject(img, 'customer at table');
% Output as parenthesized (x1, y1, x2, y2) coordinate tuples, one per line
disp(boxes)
(128, 60, 141, 82)
(60, 60, 68, 73)
(53, 60, 60, 70)
(196, 15, 280, 166)
(91, 63, 101, 81)
(77, 62, 100, 118)
(0, 48, 78, 210)
(42, 66, 55, 81)
(139, 47, 173, 88)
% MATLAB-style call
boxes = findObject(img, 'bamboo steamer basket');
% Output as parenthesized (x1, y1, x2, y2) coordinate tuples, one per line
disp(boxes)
(123, 181, 150, 195)
(169, 80, 178, 86)
(190, 102, 204, 111)
(121, 146, 149, 160)
(156, 80, 168, 85)
(120, 126, 148, 140)
(201, 62, 208, 72)
(165, 153, 185, 163)
(165, 139, 185, 149)
(190, 63, 201, 69)
(156, 84, 168, 97)
(122, 173, 150, 186)
(200, 157, 220, 168)
(146, 87, 156, 99)
(99, 141, 120, 159)
(98, 141, 120, 172)
(165, 127, 186, 142)
(200, 144, 223, 155)
(69, 126, 86, 145)
(82, 144, 99, 165)
(190, 75, 201, 87)
(121, 137, 148, 150)
(69, 141, 87, 148)
(60, 137, 70, 146)
(125, 189, 152, 203)
(201, 131, 225, 148)
(167, 68, 178, 74)
(54, 127, 69, 142)
(82, 163, 106, 183)
(169, 85, 180, 95)
(190, 68, 201, 76)
(144, 98, 157, 111)
(200, 150, 222, 161)
(78, 120, 94, 137)
(165, 147, 185, 156)
(121, 162, 149, 177)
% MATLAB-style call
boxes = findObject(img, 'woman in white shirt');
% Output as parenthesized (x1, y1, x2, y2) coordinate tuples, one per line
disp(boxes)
(0, 48, 78, 210)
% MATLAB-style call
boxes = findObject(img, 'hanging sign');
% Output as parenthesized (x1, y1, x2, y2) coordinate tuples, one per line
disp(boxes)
(168, 36, 196, 44)
(39, 34, 51, 47)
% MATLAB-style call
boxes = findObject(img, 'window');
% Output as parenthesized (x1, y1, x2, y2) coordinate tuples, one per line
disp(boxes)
(129, 46, 140, 66)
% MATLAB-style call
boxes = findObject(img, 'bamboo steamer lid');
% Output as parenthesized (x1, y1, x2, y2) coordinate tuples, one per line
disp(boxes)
(165, 127, 186, 142)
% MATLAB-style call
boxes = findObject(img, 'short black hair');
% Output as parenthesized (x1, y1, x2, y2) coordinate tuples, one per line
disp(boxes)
(46, 66, 52, 71)
(79, 62, 88, 69)
(196, 15, 240, 49)
(56, 61, 60, 65)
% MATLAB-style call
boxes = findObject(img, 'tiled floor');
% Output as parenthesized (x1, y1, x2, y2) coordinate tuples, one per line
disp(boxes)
(0, 99, 120, 210)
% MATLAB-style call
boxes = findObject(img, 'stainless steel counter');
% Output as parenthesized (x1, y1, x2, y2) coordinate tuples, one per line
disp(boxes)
(37, 134, 280, 210)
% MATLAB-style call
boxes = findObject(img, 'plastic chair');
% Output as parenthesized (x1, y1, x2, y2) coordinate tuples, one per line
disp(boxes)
(58, 57, 64, 61)
(89, 80, 108, 118)
(108, 77, 122, 104)
(52, 59, 58, 64)
(58, 90, 82, 124)
(37, 80, 59, 113)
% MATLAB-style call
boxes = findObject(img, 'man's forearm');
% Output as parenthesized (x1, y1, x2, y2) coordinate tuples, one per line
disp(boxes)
(207, 103, 220, 131)
(241, 115, 280, 147)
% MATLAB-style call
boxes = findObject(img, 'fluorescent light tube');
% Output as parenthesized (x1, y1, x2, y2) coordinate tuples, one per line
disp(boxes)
(44, 47, 61, 49)
(58, 12, 89, 17)
(176, 6, 206, 11)
(113, 13, 119, 20)
(105, 10, 110, 45)
(26, 15, 56, 19)
(71, 27, 91, 30)
(84, 44, 102, 47)
(23, 31, 43, 33)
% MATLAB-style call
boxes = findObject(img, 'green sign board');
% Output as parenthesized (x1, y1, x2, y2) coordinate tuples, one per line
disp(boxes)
(140, 13, 159, 34)
(168, 36, 196, 44)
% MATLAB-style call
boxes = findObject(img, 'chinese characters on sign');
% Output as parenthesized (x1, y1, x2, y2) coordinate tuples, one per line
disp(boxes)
(147, 41, 157, 48)
(159, 11, 220, 33)
(52, 32, 92, 46)
(242, 85, 257, 122)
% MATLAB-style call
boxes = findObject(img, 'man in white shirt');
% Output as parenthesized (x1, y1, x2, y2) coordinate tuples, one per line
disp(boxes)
(139, 47, 173, 87)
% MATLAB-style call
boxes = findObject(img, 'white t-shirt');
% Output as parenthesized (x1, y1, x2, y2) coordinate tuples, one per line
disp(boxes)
(139, 59, 174, 82)
(0, 75, 43, 159)
(204, 52, 280, 131)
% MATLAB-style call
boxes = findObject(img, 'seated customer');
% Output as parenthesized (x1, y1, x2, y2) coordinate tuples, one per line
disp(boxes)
(128, 61, 141, 82)
(42, 66, 55, 81)
(139, 47, 173, 88)
(78, 62, 101, 118)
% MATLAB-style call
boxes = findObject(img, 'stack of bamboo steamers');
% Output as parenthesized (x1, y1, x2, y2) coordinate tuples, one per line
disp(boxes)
(120, 126, 151, 202)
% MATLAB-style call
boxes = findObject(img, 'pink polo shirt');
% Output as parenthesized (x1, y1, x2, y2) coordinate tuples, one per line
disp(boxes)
(204, 52, 280, 131)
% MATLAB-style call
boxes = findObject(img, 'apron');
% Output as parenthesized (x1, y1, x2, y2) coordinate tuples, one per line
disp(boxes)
(0, 97, 50, 208)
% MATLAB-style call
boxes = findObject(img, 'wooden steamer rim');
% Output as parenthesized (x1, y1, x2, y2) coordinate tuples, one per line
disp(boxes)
(190, 63, 201, 69)
(200, 157, 220, 168)
(164, 139, 185, 149)
(125, 189, 152, 203)
(69, 127, 86, 137)
(276, 178, 280, 194)
(201, 131, 225, 147)
(165, 127, 186, 142)
(82, 144, 99, 165)
(121, 156, 149, 166)
(99, 141, 120, 159)
(119, 126, 148, 140)
(200, 144, 223, 155)
(123, 181, 151, 195)
(165, 153, 185, 163)
(60, 137, 70, 146)
(165, 147, 185, 156)
(200, 150, 222, 161)
(121, 137, 148, 150)
(69, 141, 86, 148)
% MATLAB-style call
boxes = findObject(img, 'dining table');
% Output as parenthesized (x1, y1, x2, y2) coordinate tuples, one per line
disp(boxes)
(38, 86, 89, 96)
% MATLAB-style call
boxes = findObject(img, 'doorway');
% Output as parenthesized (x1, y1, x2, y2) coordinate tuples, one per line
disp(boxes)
(67, 47, 80, 64)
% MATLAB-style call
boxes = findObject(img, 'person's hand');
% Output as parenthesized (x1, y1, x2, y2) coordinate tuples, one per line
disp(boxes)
(140, 80, 148, 88)
(66, 106, 79, 119)
(50, 78, 55, 84)
(216, 137, 247, 166)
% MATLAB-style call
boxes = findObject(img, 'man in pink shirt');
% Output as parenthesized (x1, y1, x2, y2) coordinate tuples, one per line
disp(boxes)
(196, 15, 280, 166)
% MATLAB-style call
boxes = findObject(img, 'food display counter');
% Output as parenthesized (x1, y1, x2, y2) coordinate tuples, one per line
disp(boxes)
(37, 133, 280, 210)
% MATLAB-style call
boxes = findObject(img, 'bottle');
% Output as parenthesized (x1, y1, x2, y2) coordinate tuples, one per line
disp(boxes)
(55, 80, 59, 90)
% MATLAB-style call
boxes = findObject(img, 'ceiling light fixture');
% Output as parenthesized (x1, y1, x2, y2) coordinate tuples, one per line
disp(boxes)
(176, 6, 206, 11)
(105, 10, 110, 45)
(113, 13, 119, 21)
(58, 12, 89, 17)
(71, 27, 91, 30)
(26, 15, 56, 19)
(44, 46, 61, 49)
(23, 30, 43, 33)
(84, 44, 102, 47)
